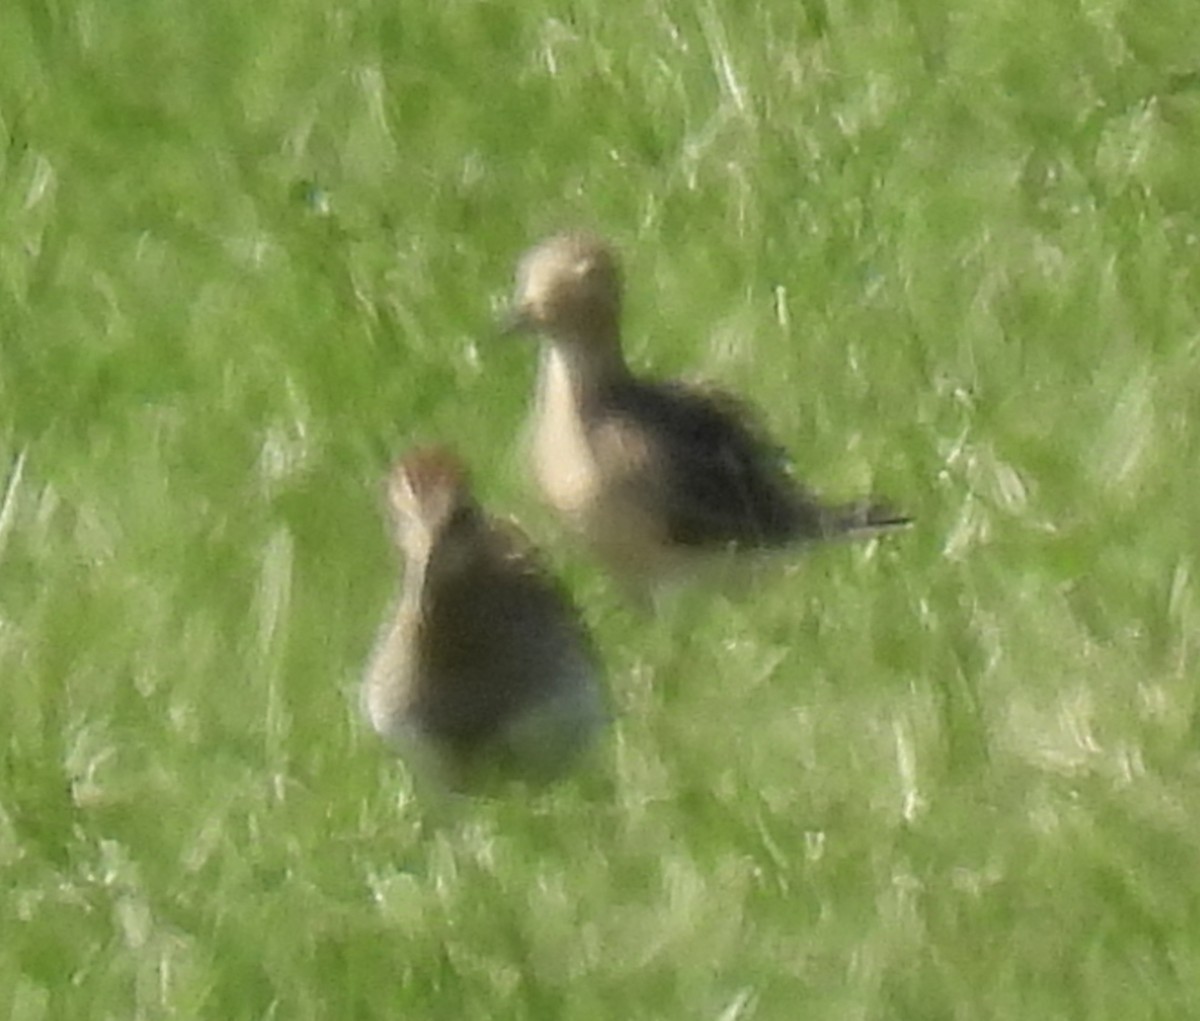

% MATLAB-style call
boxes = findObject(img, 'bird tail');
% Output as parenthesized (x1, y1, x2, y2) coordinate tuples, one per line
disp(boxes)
(819, 500, 912, 540)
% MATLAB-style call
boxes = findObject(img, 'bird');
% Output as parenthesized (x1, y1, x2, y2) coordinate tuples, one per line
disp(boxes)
(502, 231, 910, 592)
(362, 445, 607, 792)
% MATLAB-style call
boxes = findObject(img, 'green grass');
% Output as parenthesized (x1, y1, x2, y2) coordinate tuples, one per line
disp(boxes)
(3, 0, 1200, 1016)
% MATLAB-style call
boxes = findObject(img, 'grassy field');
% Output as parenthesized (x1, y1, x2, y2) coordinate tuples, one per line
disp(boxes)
(3, 0, 1200, 1017)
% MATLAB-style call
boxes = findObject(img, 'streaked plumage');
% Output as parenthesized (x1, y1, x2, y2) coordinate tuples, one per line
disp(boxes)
(362, 446, 606, 791)
(504, 232, 909, 589)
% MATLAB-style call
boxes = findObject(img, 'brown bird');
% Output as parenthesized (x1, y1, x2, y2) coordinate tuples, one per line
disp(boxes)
(503, 232, 910, 592)
(362, 446, 607, 791)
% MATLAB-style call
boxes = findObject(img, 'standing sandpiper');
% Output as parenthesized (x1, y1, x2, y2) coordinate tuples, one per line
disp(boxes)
(502, 232, 909, 592)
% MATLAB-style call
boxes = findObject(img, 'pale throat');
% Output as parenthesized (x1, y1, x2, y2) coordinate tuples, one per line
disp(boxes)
(531, 343, 612, 516)
(536, 328, 627, 406)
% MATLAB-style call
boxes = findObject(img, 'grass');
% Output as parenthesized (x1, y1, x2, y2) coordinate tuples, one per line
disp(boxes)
(2, 0, 1199, 1016)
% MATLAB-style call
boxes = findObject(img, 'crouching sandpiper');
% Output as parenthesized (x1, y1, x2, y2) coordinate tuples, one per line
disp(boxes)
(363, 446, 607, 792)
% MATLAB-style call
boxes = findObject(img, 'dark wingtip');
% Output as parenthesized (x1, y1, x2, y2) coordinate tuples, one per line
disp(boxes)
(865, 507, 913, 529)
(826, 501, 913, 537)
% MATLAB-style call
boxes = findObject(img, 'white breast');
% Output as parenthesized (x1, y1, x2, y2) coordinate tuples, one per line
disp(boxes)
(530, 346, 599, 518)
(361, 596, 419, 743)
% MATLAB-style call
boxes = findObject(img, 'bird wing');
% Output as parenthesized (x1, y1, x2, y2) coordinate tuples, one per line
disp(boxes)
(596, 379, 823, 549)
(417, 517, 602, 746)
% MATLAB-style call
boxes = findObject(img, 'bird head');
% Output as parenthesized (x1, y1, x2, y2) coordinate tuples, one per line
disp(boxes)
(387, 446, 481, 562)
(503, 233, 622, 346)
